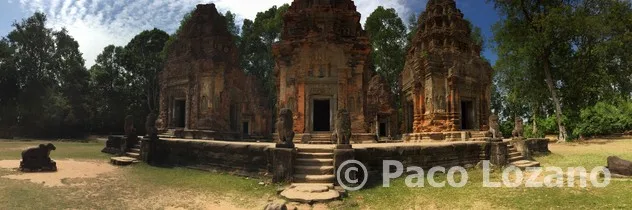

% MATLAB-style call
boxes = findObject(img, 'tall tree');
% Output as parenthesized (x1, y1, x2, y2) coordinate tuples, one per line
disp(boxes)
(239, 4, 290, 107)
(89, 45, 127, 133)
(52, 28, 91, 136)
(491, 0, 577, 141)
(6, 12, 57, 134)
(491, 0, 632, 140)
(123, 29, 169, 113)
(364, 6, 407, 94)
(0, 38, 17, 127)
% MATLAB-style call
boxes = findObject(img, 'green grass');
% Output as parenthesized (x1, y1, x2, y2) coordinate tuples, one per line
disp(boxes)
(335, 140, 632, 210)
(0, 140, 109, 160)
(1, 139, 632, 209)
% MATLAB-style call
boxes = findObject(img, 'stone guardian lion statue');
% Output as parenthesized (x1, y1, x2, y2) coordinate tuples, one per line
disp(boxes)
(333, 109, 352, 145)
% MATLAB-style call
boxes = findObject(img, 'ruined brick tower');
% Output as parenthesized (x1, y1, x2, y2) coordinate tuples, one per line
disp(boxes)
(158, 4, 271, 139)
(401, 0, 493, 140)
(273, 0, 375, 143)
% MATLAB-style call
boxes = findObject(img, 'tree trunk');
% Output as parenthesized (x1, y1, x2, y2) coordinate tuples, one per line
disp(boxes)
(532, 107, 538, 136)
(542, 56, 568, 142)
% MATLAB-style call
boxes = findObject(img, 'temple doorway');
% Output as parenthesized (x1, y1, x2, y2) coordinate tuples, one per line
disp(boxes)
(174, 99, 186, 128)
(460, 100, 473, 130)
(313, 99, 331, 131)
(242, 121, 249, 135)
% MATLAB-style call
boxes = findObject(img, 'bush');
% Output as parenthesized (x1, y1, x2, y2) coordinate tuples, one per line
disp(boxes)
(573, 100, 632, 137)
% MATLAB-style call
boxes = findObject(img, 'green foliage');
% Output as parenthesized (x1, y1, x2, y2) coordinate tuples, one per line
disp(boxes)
(239, 4, 289, 108)
(364, 6, 407, 94)
(491, 0, 632, 140)
(573, 100, 632, 137)
(0, 13, 91, 138)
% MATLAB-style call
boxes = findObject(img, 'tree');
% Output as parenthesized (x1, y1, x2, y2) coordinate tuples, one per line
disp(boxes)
(0, 38, 17, 127)
(491, 0, 578, 141)
(364, 6, 407, 94)
(406, 13, 418, 49)
(52, 28, 91, 136)
(123, 29, 169, 113)
(491, 0, 632, 140)
(89, 45, 127, 133)
(6, 12, 57, 135)
(224, 11, 240, 42)
(239, 4, 290, 107)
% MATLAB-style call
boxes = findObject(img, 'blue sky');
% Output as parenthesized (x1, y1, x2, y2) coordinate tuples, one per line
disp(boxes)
(0, 0, 500, 67)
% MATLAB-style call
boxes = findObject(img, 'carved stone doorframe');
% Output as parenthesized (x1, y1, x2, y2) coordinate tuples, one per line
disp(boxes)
(307, 95, 336, 133)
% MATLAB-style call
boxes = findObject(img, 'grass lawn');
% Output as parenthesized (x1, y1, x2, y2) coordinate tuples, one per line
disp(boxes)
(0, 139, 631, 209)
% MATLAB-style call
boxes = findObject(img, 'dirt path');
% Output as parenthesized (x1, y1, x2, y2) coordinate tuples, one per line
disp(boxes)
(0, 159, 117, 187)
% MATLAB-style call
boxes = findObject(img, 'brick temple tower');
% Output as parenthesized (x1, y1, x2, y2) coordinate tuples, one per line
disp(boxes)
(401, 0, 493, 141)
(157, 4, 271, 139)
(273, 0, 376, 143)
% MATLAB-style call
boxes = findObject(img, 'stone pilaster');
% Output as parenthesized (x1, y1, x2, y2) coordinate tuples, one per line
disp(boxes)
(272, 147, 296, 183)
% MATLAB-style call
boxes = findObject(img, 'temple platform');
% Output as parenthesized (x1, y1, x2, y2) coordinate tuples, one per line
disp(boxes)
(403, 131, 491, 142)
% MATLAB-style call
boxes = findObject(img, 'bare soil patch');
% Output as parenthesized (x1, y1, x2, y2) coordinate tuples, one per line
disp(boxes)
(0, 159, 117, 187)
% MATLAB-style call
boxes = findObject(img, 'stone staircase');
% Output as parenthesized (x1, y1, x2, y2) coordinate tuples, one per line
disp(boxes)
(280, 147, 340, 203)
(308, 133, 334, 144)
(293, 147, 335, 183)
(507, 143, 541, 169)
(110, 142, 141, 166)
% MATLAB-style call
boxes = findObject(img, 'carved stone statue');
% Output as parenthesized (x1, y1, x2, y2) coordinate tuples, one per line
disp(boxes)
(145, 113, 158, 139)
(20, 143, 57, 172)
(512, 117, 524, 138)
(333, 109, 352, 145)
(275, 108, 295, 148)
(488, 114, 502, 139)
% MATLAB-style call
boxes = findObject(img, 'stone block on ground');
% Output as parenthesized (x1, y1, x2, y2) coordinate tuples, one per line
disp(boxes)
(607, 156, 632, 176)
(280, 183, 340, 204)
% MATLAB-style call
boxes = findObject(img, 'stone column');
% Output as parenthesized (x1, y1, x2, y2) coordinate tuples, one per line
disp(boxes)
(489, 140, 508, 166)
(272, 147, 296, 183)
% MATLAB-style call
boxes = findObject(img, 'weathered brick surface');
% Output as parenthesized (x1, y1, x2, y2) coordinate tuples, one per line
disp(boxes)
(401, 0, 493, 133)
(273, 0, 374, 134)
(355, 142, 488, 178)
(158, 4, 271, 137)
(155, 139, 273, 177)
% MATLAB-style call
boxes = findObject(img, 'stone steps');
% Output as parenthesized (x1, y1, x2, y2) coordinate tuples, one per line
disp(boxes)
(125, 152, 140, 159)
(507, 143, 541, 169)
(509, 152, 521, 157)
(294, 147, 335, 185)
(297, 152, 333, 158)
(509, 155, 524, 162)
(296, 158, 334, 166)
(511, 160, 541, 169)
(129, 148, 141, 153)
(293, 174, 336, 183)
(280, 183, 340, 203)
(295, 165, 334, 175)
(110, 156, 139, 166)
(297, 147, 335, 153)
(309, 135, 334, 144)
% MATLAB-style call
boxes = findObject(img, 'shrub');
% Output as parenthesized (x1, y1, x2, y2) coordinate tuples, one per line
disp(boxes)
(573, 100, 632, 137)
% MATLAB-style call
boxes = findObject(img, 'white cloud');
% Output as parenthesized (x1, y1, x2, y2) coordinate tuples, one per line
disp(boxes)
(18, 0, 419, 68)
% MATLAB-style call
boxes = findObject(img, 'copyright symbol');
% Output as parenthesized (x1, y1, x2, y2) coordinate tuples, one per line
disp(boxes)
(336, 160, 368, 191)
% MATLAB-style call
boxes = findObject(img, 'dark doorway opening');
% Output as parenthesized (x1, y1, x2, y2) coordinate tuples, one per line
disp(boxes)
(174, 100, 186, 128)
(313, 99, 331, 131)
(461, 100, 473, 130)
(242, 122, 249, 135)
(379, 122, 387, 137)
